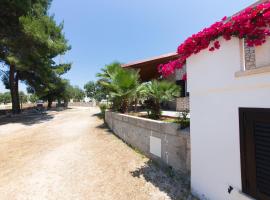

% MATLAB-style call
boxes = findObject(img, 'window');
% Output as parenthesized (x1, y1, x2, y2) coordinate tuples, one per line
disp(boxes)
(175, 65, 188, 97)
(239, 108, 270, 200)
(176, 80, 187, 97)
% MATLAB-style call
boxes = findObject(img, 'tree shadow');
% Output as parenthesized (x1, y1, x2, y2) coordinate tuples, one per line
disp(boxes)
(94, 120, 112, 133)
(92, 113, 109, 130)
(130, 160, 196, 200)
(92, 113, 103, 120)
(0, 111, 55, 126)
(91, 112, 196, 199)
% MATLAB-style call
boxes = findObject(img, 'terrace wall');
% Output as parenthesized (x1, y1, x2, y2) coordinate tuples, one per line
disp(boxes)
(105, 111, 190, 174)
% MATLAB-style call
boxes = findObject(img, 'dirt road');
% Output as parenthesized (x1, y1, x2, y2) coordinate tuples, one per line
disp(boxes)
(0, 107, 191, 200)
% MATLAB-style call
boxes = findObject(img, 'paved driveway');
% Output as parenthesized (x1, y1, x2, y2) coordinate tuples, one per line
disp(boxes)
(0, 107, 192, 200)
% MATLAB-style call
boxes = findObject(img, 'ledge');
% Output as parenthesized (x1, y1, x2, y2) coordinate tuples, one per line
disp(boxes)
(235, 65, 270, 77)
(105, 111, 189, 137)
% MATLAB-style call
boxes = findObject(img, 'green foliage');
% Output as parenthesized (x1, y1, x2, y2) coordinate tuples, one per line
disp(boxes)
(0, 92, 11, 104)
(179, 109, 190, 129)
(142, 80, 180, 119)
(144, 98, 160, 119)
(69, 86, 85, 102)
(99, 103, 108, 120)
(28, 94, 38, 103)
(19, 91, 28, 103)
(55, 80, 73, 105)
(84, 81, 95, 98)
(0, 0, 71, 113)
(96, 62, 182, 118)
(84, 81, 108, 101)
(96, 62, 122, 81)
(98, 62, 140, 113)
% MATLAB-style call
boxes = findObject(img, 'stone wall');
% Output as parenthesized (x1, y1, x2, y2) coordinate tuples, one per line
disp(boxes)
(244, 38, 270, 70)
(105, 111, 190, 174)
(176, 97, 190, 111)
(244, 41, 256, 70)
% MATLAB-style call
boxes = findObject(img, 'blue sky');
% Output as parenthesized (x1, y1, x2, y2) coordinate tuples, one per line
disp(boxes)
(0, 0, 256, 92)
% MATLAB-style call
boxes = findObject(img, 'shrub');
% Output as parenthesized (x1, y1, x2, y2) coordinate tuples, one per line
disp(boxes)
(97, 62, 140, 113)
(142, 80, 180, 120)
(179, 109, 190, 129)
(99, 103, 108, 119)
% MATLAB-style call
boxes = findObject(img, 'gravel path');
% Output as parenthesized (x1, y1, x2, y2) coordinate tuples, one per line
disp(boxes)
(0, 107, 192, 200)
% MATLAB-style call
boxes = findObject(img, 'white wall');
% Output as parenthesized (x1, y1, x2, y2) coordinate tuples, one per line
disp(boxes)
(255, 38, 270, 67)
(187, 38, 270, 200)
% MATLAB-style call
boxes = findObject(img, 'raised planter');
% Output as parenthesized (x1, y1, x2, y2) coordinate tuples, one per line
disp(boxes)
(105, 111, 190, 174)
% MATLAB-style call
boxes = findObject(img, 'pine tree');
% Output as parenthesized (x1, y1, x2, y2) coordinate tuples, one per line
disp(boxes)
(0, 0, 71, 113)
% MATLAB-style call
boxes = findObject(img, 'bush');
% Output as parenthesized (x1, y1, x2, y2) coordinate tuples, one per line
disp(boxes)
(97, 62, 140, 113)
(144, 98, 161, 120)
(179, 109, 190, 129)
(99, 103, 108, 119)
(142, 80, 180, 120)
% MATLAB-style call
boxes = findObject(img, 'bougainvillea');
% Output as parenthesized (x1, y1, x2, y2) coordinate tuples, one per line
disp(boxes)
(159, 1, 270, 79)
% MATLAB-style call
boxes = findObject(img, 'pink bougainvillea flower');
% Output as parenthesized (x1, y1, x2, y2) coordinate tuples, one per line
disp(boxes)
(214, 41, 220, 49)
(209, 47, 215, 51)
(182, 73, 187, 81)
(222, 16, 227, 21)
(159, 1, 270, 78)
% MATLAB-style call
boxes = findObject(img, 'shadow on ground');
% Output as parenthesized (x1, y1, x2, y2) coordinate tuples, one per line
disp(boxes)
(0, 107, 73, 126)
(92, 113, 109, 130)
(93, 113, 197, 200)
(0, 111, 54, 126)
(130, 160, 196, 200)
(92, 113, 103, 120)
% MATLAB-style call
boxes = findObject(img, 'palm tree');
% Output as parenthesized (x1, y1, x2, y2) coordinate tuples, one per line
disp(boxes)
(96, 62, 122, 81)
(131, 83, 147, 112)
(143, 80, 180, 119)
(98, 62, 140, 113)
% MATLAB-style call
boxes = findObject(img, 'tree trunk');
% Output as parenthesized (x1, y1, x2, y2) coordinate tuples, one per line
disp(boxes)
(9, 65, 21, 114)
(57, 99, 61, 107)
(121, 98, 129, 113)
(48, 98, 53, 109)
(153, 100, 161, 119)
(64, 100, 68, 108)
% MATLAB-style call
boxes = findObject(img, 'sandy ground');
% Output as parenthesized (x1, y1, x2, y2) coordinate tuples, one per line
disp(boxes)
(0, 107, 193, 200)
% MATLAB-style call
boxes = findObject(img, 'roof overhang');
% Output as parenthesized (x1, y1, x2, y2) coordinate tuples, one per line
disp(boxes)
(122, 53, 179, 82)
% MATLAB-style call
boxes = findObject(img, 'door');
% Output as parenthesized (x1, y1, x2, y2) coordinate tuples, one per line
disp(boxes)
(239, 108, 270, 200)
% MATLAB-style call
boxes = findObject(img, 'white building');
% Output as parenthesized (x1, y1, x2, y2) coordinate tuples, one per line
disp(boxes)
(187, 29, 270, 200)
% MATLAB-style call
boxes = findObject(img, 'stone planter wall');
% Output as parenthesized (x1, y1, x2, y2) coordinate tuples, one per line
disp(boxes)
(105, 111, 190, 174)
(176, 97, 190, 111)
